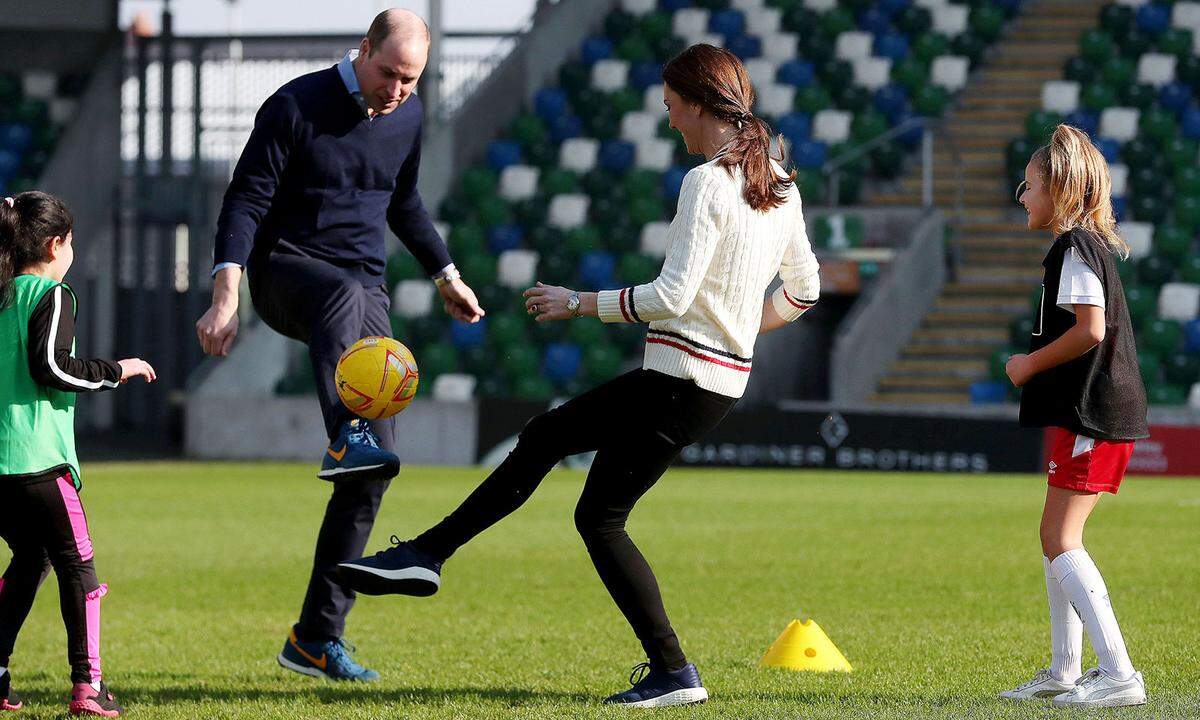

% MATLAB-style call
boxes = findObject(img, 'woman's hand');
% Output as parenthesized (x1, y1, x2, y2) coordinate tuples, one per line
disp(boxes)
(118, 358, 157, 383)
(523, 282, 576, 322)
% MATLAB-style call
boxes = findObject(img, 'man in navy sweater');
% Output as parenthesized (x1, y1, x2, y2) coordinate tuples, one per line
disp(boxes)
(195, 9, 483, 681)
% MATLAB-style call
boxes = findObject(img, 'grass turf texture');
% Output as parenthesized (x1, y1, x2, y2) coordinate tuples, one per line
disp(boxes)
(1, 463, 1197, 719)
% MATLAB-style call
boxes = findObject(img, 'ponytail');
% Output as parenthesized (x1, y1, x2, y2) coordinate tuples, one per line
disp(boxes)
(0, 191, 75, 308)
(663, 44, 795, 212)
(1031, 125, 1129, 259)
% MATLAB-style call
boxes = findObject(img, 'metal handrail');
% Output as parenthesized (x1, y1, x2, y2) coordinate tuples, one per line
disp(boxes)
(821, 116, 965, 232)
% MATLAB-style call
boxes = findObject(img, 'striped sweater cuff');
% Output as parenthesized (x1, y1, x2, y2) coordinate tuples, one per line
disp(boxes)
(771, 286, 816, 323)
(596, 287, 641, 324)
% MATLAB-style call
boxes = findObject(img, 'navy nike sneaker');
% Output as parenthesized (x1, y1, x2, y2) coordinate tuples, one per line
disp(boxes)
(276, 630, 380, 682)
(317, 418, 399, 482)
(336, 536, 442, 596)
(603, 662, 709, 708)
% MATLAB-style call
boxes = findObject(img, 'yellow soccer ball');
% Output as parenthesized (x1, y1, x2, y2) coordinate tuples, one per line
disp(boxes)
(334, 336, 420, 420)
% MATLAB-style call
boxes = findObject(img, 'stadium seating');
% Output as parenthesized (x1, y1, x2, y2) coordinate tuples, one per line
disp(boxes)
(0, 70, 80, 196)
(990, 1, 1200, 405)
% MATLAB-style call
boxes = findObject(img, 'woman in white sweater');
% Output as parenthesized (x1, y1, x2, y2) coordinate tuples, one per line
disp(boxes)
(337, 44, 821, 707)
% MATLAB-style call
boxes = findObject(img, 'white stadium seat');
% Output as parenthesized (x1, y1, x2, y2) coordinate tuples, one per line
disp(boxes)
(1119, 222, 1153, 260)
(803, 0, 837, 10)
(558, 137, 599, 173)
(1189, 382, 1200, 409)
(620, 111, 661, 143)
(1099, 107, 1140, 142)
(931, 55, 969, 93)
(835, 31, 874, 61)
(591, 59, 629, 92)
(672, 9, 711, 40)
(1109, 163, 1129, 197)
(393, 280, 434, 318)
(432, 374, 476, 402)
(732, 0, 766, 9)
(744, 59, 779, 91)
(853, 57, 893, 91)
(635, 138, 675, 171)
(1158, 282, 1200, 322)
(1115, 0, 1149, 7)
(547, 194, 589, 230)
(913, 0, 950, 8)
(761, 32, 799, 61)
(22, 71, 56, 100)
(620, 0, 657, 15)
(933, 4, 969, 36)
(498, 165, 539, 201)
(1174, 2, 1200, 32)
(640, 222, 671, 258)
(744, 6, 782, 35)
(813, 109, 852, 144)
(49, 98, 77, 125)
(1042, 81, 1081, 114)
(643, 84, 665, 113)
(755, 83, 796, 118)
(1137, 53, 1177, 88)
(497, 249, 539, 289)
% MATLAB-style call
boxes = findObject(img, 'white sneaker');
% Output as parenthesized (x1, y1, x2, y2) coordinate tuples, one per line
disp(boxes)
(999, 669, 1077, 700)
(1052, 667, 1147, 708)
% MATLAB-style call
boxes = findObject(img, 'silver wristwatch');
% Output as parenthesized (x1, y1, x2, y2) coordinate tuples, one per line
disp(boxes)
(566, 292, 582, 318)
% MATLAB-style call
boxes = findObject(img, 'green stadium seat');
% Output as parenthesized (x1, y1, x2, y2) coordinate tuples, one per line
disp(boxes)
(1138, 350, 1162, 385)
(1119, 82, 1156, 110)
(568, 318, 607, 348)
(538, 249, 577, 286)
(474, 195, 512, 227)
(1143, 317, 1184, 356)
(1080, 29, 1115, 65)
(627, 195, 664, 226)
(1063, 57, 1096, 85)
(459, 345, 494, 378)
(1164, 351, 1200, 387)
(565, 224, 603, 257)
(638, 11, 673, 46)
(1155, 224, 1192, 263)
(1100, 3, 1134, 37)
(1176, 197, 1200, 233)
(1157, 28, 1194, 60)
(1147, 381, 1187, 405)
(1026, 110, 1062, 144)
(539, 168, 578, 197)
(891, 57, 928, 94)
(795, 168, 825, 201)
(896, 6, 932, 36)
(989, 347, 1014, 381)
(1116, 27, 1153, 59)
(530, 313, 565, 345)
(514, 375, 556, 401)
(795, 85, 834, 114)
(1138, 254, 1175, 288)
(619, 252, 659, 286)
(461, 253, 498, 288)
(1177, 166, 1200, 199)
(500, 343, 539, 379)
(1179, 55, 1200, 89)
(1180, 256, 1200, 285)
(951, 32, 986, 67)
(819, 7, 856, 39)
(389, 314, 408, 341)
(1010, 315, 1034, 347)
(834, 85, 872, 114)
(1101, 56, 1135, 89)
(584, 343, 624, 382)
(913, 84, 948, 116)
(1133, 194, 1169, 225)
(913, 32, 949, 65)
(476, 283, 517, 316)
(1125, 285, 1156, 326)
(449, 222, 488, 258)
(616, 36, 654, 64)
(1165, 138, 1199, 174)
(509, 113, 546, 150)
(1081, 82, 1118, 112)
(969, 5, 1004, 42)
(1140, 107, 1178, 146)
(386, 251, 424, 288)
(620, 169, 659, 200)
(421, 341, 460, 378)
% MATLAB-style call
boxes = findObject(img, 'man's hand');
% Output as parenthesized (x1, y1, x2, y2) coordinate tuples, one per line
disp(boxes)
(1005, 353, 1036, 387)
(197, 266, 242, 357)
(438, 277, 485, 323)
(117, 358, 157, 383)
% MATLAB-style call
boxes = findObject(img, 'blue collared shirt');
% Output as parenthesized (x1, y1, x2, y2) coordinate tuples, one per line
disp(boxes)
(337, 49, 370, 117)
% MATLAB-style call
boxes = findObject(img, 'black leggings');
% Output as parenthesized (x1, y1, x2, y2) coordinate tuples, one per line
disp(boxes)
(414, 369, 736, 670)
(0, 468, 105, 684)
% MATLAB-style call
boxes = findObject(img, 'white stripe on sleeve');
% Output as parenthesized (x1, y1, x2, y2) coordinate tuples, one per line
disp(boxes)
(47, 286, 120, 390)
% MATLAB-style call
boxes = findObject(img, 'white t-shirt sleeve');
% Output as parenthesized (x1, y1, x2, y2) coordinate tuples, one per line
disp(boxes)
(1057, 247, 1105, 313)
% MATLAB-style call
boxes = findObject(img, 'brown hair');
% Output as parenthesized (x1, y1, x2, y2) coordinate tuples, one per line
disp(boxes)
(0, 191, 74, 308)
(365, 9, 430, 56)
(662, 44, 795, 212)
(1030, 125, 1128, 258)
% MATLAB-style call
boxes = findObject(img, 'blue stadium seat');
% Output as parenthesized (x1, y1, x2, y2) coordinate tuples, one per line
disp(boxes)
(550, 113, 583, 143)
(629, 61, 664, 91)
(969, 380, 1008, 404)
(1064, 109, 1099, 138)
(662, 165, 689, 199)
(859, 8, 893, 36)
(874, 84, 908, 119)
(581, 36, 613, 66)
(599, 139, 635, 173)
(1185, 317, 1200, 353)
(777, 59, 815, 88)
(874, 31, 909, 62)
(1095, 137, 1121, 163)
(534, 88, 568, 124)
(0, 122, 32, 154)
(579, 250, 617, 291)
(542, 342, 583, 384)
(1111, 195, 1127, 222)
(488, 223, 524, 254)
(709, 9, 745, 37)
(793, 139, 828, 169)
(659, 0, 691, 12)
(450, 317, 488, 351)
(1135, 3, 1169, 35)
(1159, 82, 1193, 115)
(725, 34, 762, 60)
(879, 0, 911, 17)
(777, 112, 812, 145)
(487, 140, 523, 171)
(890, 109, 924, 149)
(0, 149, 20, 181)
(1182, 108, 1200, 141)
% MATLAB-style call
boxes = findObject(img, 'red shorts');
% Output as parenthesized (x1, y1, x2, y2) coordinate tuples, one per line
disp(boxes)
(1046, 427, 1134, 494)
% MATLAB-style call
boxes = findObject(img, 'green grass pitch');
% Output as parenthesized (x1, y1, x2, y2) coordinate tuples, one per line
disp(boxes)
(1, 463, 1197, 719)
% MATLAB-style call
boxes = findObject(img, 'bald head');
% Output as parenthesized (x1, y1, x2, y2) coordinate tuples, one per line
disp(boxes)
(366, 8, 430, 53)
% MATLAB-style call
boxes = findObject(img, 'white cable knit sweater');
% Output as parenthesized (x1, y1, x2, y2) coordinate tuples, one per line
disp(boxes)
(596, 158, 820, 398)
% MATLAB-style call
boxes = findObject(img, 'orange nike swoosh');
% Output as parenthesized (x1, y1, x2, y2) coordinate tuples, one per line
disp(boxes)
(327, 445, 347, 462)
(290, 636, 327, 670)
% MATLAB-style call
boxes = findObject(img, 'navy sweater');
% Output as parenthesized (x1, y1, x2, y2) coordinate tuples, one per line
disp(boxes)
(214, 66, 451, 284)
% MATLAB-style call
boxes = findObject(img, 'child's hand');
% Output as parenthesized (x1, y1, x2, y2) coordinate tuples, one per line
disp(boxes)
(118, 358, 157, 383)
(1005, 353, 1035, 387)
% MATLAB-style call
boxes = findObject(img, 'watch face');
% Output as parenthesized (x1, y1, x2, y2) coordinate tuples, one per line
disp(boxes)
(567, 296, 580, 310)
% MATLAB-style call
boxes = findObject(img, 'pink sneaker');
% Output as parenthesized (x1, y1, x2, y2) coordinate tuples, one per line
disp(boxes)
(68, 682, 123, 718)
(0, 669, 21, 711)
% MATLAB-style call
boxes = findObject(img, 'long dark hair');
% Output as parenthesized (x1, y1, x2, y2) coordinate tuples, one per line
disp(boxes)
(0, 191, 74, 309)
(662, 44, 795, 212)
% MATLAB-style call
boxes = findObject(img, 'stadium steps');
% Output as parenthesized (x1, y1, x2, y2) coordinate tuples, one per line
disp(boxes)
(867, 0, 1108, 405)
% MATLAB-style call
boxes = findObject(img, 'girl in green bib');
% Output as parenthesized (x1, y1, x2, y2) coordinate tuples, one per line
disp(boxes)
(0, 191, 154, 718)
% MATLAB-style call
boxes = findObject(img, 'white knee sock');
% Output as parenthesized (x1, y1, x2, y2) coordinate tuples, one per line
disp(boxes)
(1050, 548, 1136, 680)
(1043, 555, 1082, 682)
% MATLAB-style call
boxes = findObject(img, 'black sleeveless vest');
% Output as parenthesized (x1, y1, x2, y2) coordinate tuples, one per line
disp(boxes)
(1018, 228, 1149, 441)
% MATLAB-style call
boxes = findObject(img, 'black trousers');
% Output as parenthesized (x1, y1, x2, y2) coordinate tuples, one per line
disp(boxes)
(0, 469, 105, 684)
(414, 369, 736, 670)
(249, 251, 394, 641)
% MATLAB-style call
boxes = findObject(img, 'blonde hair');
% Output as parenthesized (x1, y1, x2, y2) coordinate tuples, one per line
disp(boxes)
(1030, 125, 1129, 259)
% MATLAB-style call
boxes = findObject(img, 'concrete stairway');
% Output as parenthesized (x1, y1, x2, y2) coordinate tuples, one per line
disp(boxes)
(865, 0, 1107, 405)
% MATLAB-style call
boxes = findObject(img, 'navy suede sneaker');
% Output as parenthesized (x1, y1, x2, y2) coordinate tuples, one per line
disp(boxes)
(336, 536, 442, 596)
(276, 630, 380, 682)
(604, 662, 709, 708)
(317, 419, 399, 482)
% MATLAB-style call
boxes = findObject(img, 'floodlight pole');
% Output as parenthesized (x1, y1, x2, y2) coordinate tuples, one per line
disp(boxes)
(426, 0, 443, 122)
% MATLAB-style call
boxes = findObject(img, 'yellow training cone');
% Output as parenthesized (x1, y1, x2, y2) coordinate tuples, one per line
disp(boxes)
(759, 619, 852, 672)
